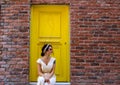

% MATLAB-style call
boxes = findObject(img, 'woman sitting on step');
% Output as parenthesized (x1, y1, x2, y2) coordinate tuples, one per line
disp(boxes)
(37, 44, 56, 85)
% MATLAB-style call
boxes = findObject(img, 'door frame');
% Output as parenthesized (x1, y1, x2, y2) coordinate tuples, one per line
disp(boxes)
(29, 5, 70, 82)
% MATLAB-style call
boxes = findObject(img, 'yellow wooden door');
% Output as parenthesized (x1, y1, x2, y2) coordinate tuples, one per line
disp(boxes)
(30, 5, 70, 82)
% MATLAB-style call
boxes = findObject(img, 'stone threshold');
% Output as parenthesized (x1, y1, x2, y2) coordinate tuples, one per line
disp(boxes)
(29, 82, 70, 85)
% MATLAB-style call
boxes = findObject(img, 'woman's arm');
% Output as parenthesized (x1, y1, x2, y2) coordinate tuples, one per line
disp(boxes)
(48, 60, 56, 79)
(37, 63, 44, 76)
(38, 63, 50, 83)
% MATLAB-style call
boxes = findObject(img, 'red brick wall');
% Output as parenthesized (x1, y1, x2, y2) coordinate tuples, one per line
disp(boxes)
(0, 0, 30, 85)
(70, 0, 120, 85)
(0, 0, 120, 85)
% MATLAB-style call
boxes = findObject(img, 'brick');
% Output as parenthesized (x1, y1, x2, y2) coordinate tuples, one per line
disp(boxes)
(0, 0, 30, 84)
(69, 0, 120, 85)
(0, 0, 120, 85)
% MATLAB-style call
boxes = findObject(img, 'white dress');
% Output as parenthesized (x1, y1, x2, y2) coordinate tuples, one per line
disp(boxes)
(36, 57, 56, 85)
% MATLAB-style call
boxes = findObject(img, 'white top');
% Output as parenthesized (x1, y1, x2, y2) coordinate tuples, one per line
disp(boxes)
(37, 57, 56, 73)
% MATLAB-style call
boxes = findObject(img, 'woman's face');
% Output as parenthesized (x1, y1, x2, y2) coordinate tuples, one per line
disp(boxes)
(47, 46, 53, 54)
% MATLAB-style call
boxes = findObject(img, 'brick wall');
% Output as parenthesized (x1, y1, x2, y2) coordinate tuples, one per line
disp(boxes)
(70, 0, 120, 85)
(0, 0, 120, 85)
(0, 0, 30, 85)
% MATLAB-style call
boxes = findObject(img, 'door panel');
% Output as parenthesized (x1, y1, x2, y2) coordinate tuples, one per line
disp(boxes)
(30, 5, 70, 82)
(39, 12, 61, 37)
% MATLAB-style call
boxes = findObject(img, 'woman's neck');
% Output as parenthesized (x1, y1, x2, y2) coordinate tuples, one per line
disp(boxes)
(44, 54, 50, 59)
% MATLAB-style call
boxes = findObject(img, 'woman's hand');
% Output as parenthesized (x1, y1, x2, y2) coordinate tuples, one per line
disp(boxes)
(43, 73, 50, 83)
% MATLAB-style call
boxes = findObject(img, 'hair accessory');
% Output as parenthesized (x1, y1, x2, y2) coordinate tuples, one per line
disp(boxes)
(43, 44, 49, 53)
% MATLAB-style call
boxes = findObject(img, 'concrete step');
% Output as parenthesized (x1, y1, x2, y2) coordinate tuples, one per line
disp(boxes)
(30, 82, 70, 85)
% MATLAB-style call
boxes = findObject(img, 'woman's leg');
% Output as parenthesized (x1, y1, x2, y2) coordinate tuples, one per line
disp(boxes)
(49, 77, 56, 85)
(44, 82, 49, 85)
(37, 76, 45, 85)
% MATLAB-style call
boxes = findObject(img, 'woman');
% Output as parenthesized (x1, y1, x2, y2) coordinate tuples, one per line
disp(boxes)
(36, 44, 56, 85)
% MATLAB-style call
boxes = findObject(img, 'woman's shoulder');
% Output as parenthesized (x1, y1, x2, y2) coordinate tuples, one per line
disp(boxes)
(51, 57, 56, 61)
(51, 57, 56, 64)
(36, 58, 42, 63)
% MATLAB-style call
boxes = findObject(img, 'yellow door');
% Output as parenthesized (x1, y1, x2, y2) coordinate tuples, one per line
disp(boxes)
(30, 5, 70, 82)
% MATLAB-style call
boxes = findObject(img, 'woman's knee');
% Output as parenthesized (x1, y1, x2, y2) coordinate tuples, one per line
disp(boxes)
(50, 78, 56, 85)
(37, 76, 45, 82)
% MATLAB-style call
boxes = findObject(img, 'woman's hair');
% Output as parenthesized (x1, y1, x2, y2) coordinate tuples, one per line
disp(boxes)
(41, 44, 52, 56)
